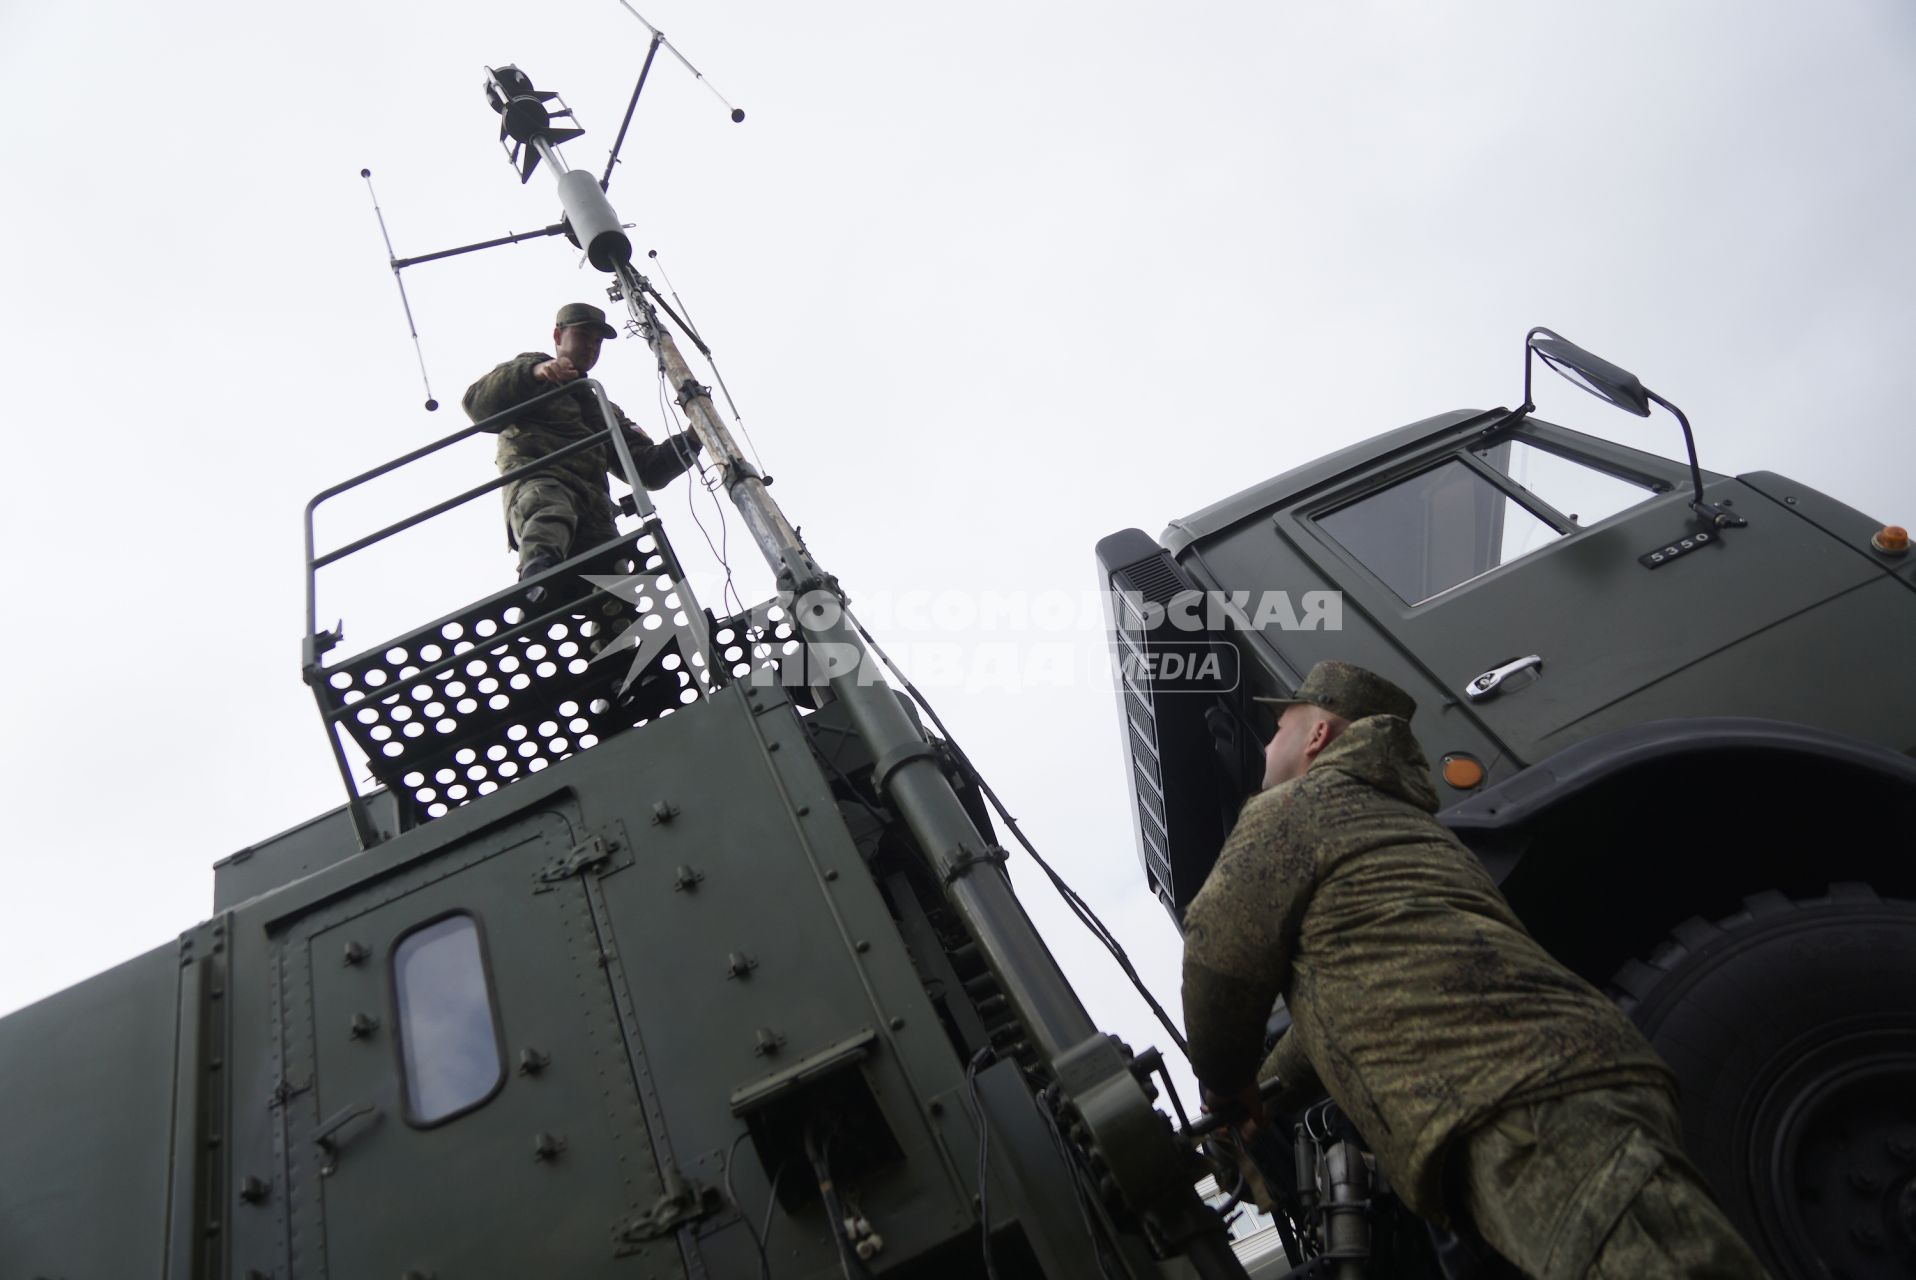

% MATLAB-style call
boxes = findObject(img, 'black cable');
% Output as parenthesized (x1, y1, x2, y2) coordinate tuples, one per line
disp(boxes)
(641, 254, 769, 473)
(1153, 1057, 1193, 1133)
(723, 1130, 773, 1280)
(963, 1048, 1001, 1280)
(654, 371, 746, 626)
(804, 1125, 872, 1280)
(844, 609, 1192, 1065)
(759, 1161, 787, 1280)
(1030, 1079, 1124, 1280)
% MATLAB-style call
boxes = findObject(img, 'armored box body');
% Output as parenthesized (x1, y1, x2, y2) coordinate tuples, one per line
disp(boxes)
(0, 680, 1117, 1278)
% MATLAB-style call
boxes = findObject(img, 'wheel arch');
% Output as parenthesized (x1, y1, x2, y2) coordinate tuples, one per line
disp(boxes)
(1440, 717, 1916, 984)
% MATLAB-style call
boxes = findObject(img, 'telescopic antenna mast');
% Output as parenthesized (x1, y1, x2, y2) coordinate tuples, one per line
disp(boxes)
(479, 60, 1249, 1279)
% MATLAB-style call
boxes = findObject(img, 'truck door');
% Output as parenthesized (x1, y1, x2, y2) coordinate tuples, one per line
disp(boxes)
(1292, 423, 1884, 765)
(276, 809, 681, 1279)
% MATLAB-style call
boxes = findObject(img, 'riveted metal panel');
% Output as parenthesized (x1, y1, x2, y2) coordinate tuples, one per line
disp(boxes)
(272, 801, 681, 1280)
(0, 943, 179, 1280)
(572, 683, 983, 1273)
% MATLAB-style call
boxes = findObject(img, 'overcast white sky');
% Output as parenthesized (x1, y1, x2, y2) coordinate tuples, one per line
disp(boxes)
(2, 1, 1912, 1117)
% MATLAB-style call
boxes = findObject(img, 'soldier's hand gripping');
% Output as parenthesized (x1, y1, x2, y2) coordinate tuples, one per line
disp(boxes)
(1201, 1082, 1270, 1139)
(535, 355, 582, 384)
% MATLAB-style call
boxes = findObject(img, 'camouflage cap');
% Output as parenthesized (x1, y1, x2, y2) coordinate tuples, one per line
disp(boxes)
(1254, 660, 1417, 723)
(555, 301, 617, 340)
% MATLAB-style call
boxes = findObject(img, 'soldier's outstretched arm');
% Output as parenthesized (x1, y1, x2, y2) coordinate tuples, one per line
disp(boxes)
(630, 431, 704, 488)
(463, 354, 544, 425)
(1180, 789, 1320, 1097)
(602, 399, 704, 490)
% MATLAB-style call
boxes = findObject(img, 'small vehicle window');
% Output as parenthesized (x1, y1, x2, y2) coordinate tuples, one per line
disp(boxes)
(393, 914, 504, 1125)
(1475, 438, 1656, 531)
(1318, 459, 1560, 604)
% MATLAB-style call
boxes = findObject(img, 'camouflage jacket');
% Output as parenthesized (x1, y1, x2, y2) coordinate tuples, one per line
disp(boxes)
(462, 352, 701, 507)
(1180, 715, 1674, 1219)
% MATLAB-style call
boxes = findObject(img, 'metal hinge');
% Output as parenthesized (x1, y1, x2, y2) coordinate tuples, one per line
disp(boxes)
(269, 1075, 312, 1109)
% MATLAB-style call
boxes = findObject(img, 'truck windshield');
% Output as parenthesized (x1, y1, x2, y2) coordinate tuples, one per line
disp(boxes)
(1319, 459, 1560, 604)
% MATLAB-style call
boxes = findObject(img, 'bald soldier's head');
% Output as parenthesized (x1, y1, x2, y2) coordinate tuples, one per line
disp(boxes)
(1261, 703, 1350, 789)
(1252, 660, 1417, 790)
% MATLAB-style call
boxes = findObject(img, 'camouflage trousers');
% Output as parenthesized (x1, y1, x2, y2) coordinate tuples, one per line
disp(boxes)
(504, 475, 619, 572)
(1451, 1085, 1770, 1280)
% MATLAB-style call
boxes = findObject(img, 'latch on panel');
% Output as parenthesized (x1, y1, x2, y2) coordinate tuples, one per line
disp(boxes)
(269, 1075, 312, 1109)
(536, 836, 612, 885)
(613, 1175, 721, 1253)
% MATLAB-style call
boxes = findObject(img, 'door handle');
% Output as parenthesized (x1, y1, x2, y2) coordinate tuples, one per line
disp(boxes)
(314, 1100, 380, 1175)
(1464, 655, 1542, 702)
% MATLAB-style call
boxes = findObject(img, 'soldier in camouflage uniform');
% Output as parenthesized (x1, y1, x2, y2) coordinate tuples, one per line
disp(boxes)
(462, 303, 702, 602)
(1181, 661, 1768, 1278)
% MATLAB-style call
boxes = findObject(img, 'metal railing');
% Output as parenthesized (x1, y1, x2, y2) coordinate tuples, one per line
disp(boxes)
(302, 379, 717, 848)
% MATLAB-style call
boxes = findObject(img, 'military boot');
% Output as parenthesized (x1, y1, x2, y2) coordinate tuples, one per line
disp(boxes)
(519, 550, 564, 605)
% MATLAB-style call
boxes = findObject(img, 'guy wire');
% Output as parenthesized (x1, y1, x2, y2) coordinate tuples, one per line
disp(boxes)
(656, 369, 747, 622)
(648, 249, 768, 474)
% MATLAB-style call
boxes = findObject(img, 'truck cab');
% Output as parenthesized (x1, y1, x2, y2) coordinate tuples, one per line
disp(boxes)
(1098, 333, 1916, 1279)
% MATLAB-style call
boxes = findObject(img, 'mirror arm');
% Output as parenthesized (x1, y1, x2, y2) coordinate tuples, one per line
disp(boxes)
(1516, 325, 1558, 419)
(1645, 388, 1744, 530)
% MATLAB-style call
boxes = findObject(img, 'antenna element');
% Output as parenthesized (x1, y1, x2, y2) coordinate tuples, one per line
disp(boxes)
(361, 168, 439, 411)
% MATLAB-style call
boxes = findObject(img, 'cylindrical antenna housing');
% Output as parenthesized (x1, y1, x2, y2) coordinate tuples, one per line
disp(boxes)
(556, 169, 632, 271)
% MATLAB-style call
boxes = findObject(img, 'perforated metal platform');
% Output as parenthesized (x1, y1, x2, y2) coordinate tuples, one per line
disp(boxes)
(310, 527, 798, 828)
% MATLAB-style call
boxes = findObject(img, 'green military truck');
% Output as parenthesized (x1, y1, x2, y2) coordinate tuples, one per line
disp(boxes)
(1098, 329, 1916, 1279)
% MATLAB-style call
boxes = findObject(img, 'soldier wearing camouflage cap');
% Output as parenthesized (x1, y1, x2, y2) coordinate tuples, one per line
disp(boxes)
(463, 303, 703, 603)
(1181, 660, 1767, 1277)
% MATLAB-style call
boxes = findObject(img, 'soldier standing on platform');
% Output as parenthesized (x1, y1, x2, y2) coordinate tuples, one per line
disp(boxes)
(1181, 660, 1769, 1278)
(463, 302, 702, 602)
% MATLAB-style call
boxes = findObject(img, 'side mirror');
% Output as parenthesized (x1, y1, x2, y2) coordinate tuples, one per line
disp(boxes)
(1528, 328, 1651, 417)
(1513, 326, 1745, 532)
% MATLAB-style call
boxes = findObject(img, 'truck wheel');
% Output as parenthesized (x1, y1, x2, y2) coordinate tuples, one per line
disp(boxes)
(1611, 885, 1916, 1280)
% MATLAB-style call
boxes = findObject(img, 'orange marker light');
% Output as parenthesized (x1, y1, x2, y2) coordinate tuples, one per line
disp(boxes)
(1872, 525, 1909, 554)
(1442, 755, 1486, 790)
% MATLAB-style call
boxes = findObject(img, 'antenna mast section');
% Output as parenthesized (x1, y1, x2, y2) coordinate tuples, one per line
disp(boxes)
(479, 62, 1248, 1278)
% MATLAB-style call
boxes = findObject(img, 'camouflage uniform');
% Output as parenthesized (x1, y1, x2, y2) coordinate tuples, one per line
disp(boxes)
(1181, 662, 1767, 1278)
(461, 315, 700, 573)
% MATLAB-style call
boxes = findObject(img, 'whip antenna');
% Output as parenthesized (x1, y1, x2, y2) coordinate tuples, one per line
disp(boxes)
(361, 168, 439, 411)
(613, 1, 747, 123)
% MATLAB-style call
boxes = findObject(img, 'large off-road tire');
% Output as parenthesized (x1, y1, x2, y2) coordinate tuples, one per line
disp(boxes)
(1612, 884, 1916, 1280)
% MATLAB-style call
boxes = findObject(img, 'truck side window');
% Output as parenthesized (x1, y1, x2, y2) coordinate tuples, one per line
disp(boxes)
(393, 913, 505, 1125)
(1319, 459, 1559, 604)
(1475, 439, 1656, 532)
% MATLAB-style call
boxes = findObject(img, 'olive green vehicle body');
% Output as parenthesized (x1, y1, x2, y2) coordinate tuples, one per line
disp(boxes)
(0, 676, 1142, 1279)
